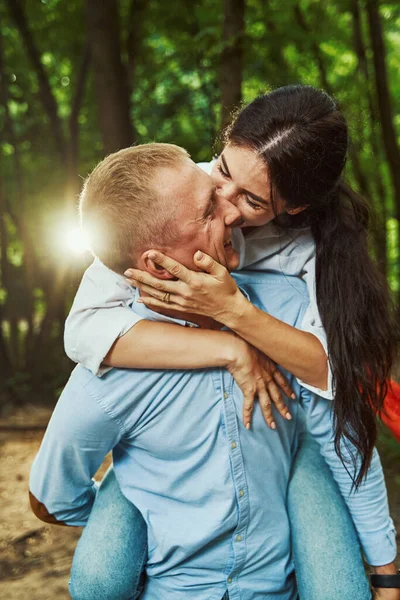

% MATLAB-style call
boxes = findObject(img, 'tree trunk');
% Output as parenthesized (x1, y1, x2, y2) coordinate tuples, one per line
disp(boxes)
(126, 0, 147, 97)
(365, 0, 400, 221)
(366, 0, 400, 304)
(86, 0, 135, 153)
(0, 305, 12, 381)
(294, 4, 331, 92)
(31, 48, 90, 381)
(66, 43, 91, 209)
(351, 0, 388, 276)
(220, 0, 245, 130)
(6, 0, 66, 163)
(0, 24, 37, 367)
(262, 2, 291, 86)
(0, 177, 13, 378)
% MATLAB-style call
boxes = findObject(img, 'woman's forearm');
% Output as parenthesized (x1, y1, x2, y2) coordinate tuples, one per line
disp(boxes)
(222, 295, 329, 390)
(104, 320, 238, 370)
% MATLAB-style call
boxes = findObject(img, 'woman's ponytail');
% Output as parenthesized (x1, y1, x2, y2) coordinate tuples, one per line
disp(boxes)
(310, 182, 396, 486)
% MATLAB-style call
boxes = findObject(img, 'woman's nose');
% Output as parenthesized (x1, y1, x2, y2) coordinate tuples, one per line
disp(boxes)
(218, 195, 242, 227)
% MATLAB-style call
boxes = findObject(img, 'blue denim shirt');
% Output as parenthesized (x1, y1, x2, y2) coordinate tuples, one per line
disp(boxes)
(30, 272, 396, 599)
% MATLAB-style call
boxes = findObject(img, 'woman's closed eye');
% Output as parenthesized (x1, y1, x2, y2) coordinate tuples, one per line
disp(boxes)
(245, 197, 265, 211)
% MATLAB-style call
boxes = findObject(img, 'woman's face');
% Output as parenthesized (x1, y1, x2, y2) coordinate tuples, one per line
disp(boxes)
(210, 144, 286, 227)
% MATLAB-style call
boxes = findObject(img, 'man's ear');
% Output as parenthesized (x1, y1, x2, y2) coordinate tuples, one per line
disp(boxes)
(141, 251, 175, 280)
(286, 205, 309, 216)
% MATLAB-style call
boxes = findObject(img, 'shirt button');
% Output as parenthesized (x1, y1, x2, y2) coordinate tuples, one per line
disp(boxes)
(239, 489, 245, 497)
(227, 577, 232, 584)
(223, 392, 229, 399)
(236, 534, 243, 542)
(231, 441, 237, 449)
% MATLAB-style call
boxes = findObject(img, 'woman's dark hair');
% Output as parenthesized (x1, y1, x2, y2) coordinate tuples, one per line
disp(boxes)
(225, 84, 397, 487)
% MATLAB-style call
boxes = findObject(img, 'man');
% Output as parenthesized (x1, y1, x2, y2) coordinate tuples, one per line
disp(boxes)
(29, 144, 308, 599)
(29, 144, 396, 600)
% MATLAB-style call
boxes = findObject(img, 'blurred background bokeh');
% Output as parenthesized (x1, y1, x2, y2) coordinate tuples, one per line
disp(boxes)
(0, 0, 399, 598)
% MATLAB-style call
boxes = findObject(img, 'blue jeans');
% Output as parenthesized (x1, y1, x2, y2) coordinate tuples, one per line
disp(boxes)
(69, 435, 371, 600)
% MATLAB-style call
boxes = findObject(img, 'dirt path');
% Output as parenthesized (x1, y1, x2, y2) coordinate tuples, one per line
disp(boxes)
(0, 406, 399, 599)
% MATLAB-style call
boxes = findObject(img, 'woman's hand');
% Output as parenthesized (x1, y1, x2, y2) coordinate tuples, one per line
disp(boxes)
(226, 336, 294, 430)
(124, 250, 247, 324)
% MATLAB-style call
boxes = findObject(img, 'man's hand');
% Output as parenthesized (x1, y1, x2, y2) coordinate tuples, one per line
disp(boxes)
(226, 337, 294, 429)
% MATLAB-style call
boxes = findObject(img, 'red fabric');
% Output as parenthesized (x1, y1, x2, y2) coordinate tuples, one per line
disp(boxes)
(382, 380, 400, 442)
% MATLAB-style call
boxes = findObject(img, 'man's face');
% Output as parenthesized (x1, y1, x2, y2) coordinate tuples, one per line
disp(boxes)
(154, 159, 241, 272)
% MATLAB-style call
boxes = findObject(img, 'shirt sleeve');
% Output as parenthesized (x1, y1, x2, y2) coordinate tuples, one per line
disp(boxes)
(64, 259, 144, 376)
(29, 370, 123, 526)
(300, 388, 397, 566)
(297, 251, 334, 400)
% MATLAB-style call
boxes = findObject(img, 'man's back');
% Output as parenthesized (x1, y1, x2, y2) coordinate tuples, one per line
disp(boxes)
(30, 273, 309, 600)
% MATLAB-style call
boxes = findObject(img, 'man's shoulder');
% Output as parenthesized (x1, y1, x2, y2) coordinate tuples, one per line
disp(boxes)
(63, 365, 150, 428)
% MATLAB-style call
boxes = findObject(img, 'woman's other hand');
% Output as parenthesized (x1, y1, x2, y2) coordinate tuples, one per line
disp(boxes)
(227, 336, 294, 430)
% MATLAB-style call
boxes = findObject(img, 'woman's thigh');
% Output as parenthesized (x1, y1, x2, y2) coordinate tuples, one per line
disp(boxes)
(288, 434, 371, 600)
(69, 466, 147, 600)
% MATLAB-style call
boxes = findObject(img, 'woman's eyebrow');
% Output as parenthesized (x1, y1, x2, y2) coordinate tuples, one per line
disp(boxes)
(221, 153, 269, 207)
(221, 153, 231, 177)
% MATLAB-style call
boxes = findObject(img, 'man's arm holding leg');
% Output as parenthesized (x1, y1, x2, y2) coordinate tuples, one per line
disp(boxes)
(29, 373, 123, 526)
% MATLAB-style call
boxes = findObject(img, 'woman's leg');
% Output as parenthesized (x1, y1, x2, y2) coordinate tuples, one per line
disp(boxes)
(69, 466, 147, 600)
(288, 433, 372, 600)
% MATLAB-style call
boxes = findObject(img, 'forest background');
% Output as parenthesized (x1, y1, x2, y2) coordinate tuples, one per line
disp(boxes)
(1, 0, 400, 405)
(0, 0, 400, 597)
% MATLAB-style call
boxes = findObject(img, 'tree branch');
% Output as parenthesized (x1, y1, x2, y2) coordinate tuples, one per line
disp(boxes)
(6, 0, 66, 162)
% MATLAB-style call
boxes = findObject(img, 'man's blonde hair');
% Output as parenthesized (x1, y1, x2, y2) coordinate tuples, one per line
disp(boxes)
(79, 143, 189, 273)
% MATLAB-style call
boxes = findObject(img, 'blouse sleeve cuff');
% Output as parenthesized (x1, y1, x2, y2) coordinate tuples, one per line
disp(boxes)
(361, 521, 397, 566)
(65, 308, 144, 377)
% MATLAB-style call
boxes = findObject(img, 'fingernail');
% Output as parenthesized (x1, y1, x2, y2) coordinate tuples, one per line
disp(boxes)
(148, 251, 157, 260)
(124, 269, 134, 277)
(271, 422, 276, 430)
(286, 412, 292, 420)
(195, 250, 203, 260)
(291, 393, 296, 400)
(136, 299, 144, 303)
(246, 423, 251, 430)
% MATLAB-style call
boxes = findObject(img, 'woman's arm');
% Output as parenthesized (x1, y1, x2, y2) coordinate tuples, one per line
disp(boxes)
(221, 300, 328, 391)
(125, 251, 329, 391)
(105, 320, 294, 429)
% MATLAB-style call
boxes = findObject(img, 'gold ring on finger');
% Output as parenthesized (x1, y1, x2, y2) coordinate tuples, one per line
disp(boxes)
(162, 292, 171, 304)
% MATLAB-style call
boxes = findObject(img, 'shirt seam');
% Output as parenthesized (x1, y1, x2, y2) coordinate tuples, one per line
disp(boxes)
(77, 374, 127, 437)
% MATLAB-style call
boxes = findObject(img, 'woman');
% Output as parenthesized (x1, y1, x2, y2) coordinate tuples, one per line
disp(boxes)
(67, 86, 398, 599)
